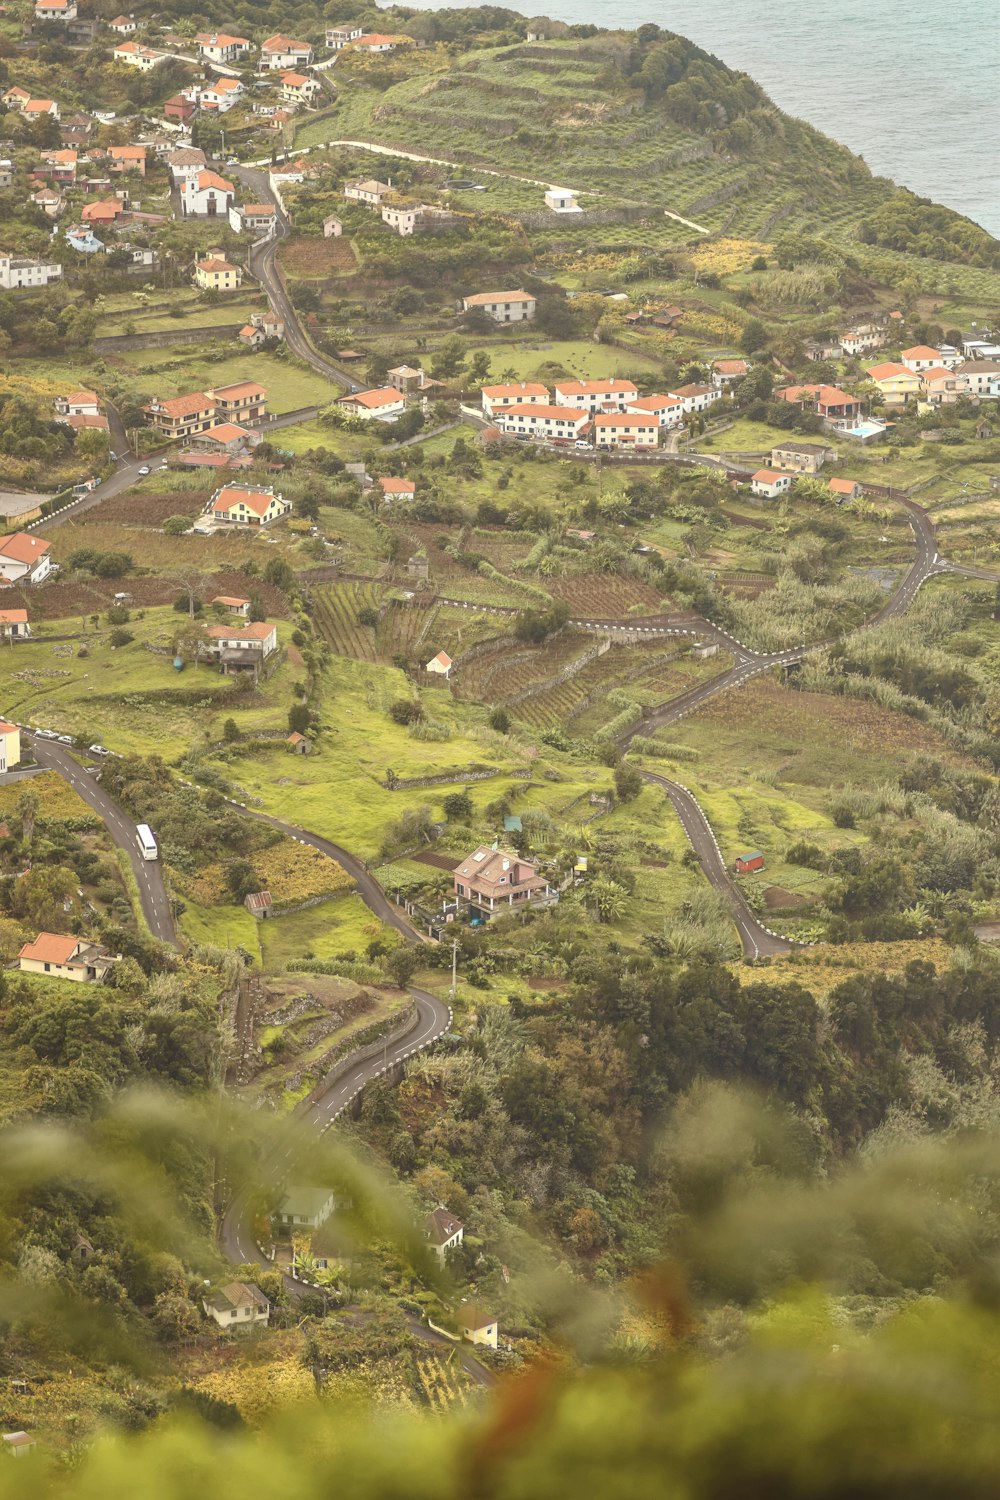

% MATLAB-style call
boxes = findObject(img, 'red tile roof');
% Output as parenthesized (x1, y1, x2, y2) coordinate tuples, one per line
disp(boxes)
(0, 532, 49, 565)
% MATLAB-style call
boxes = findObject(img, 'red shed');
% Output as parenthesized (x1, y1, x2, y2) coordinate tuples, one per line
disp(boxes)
(735, 850, 764, 874)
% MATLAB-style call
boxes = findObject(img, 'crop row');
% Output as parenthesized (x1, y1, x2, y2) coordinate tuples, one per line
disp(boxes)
(312, 583, 383, 663)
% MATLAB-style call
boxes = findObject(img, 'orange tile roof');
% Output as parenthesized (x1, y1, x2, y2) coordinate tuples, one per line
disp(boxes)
(481, 381, 548, 399)
(242, 203, 275, 215)
(901, 345, 941, 360)
(211, 595, 250, 608)
(212, 486, 279, 517)
(195, 31, 249, 46)
(555, 379, 638, 398)
(206, 621, 275, 640)
(379, 477, 416, 493)
(184, 170, 234, 193)
(19, 932, 79, 965)
(197, 257, 237, 273)
(261, 33, 310, 50)
(828, 478, 860, 493)
(147, 391, 212, 418)
(753, 469, 787, 483)
(280, 71, 309, 86)
(108, 145, 144, 159)
(463, 289, 532, 306)
(627, 394, 682, 412)
(0, 532, 49, 565)
(344, 387, 402, 409)
(921, 366, 955, 382)
(500, 403, 586, 421)
(0, 610, 28, 623)
(866, 362, 911, 382)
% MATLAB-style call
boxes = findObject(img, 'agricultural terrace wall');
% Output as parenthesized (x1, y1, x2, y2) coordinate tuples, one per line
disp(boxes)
(386, 766, 531, 791)
(511, 205, 652, 229)
(293, 1000, 418, 1108)
(502, 635, 609, 707)
(92, 323, 244, 353)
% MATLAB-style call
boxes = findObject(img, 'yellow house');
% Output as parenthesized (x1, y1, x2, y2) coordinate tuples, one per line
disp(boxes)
(18, 932, 119, 982)
(458, 1304, 498, 1349)
(194, 255, 242, 292)
(0, 720, 20, 770)
(866, 361, 921, 406)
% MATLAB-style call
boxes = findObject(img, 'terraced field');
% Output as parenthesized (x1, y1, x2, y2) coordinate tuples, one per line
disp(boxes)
(546, 574, 668, 618)
(312, 582, 384, 662)
(454, 630, 593, 706)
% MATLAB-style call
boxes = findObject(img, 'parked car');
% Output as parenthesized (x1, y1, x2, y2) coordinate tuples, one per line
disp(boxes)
(35, 728, 58, 739)
(137, 465, 150, 476)
(88, 744, 110, 756)
(57, 735, 74, 745)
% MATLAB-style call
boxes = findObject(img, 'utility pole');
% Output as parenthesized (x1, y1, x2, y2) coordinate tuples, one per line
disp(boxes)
(450, 938, 458, 1002)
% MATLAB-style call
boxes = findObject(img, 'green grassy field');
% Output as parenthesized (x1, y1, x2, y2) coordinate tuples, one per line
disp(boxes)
(104, 348, 339, 414)
(0, 608, 295, 756)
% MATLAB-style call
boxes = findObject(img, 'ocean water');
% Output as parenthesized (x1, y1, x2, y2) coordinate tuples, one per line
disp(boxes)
(393, 0, 1000, 237)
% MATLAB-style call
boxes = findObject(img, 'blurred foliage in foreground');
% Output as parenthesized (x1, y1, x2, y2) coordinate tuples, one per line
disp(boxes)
(2, 1089, 1000, 1495)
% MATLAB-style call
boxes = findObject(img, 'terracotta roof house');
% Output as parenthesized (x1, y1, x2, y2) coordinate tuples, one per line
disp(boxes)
(462, 289, 536, 323)
(259, 34, 314, 69)
(202, 1281, 269, 1329)
(244, 890, 272, 918)
(208, 484, 289, 527)
(338, 387, 406, 421)
(480, 380, 549, 417)
(18, 932, 119, 982)
(426, 649, 453, 678)
(0, 607, 31, 639)
(425, 1205, 464, 1262)
(194, 255, 241, 291)
(378, 476, 416, 499)
(211, 595, 250, 615)
(751, 469, 793, 499)
(829, 477, 862, 500)
(0, 532, 51, 584)
(554, 378, 638, 412)
(453, 845, 554, 916)
(711, 357, 749, 388)
(203, 621, 278, 666)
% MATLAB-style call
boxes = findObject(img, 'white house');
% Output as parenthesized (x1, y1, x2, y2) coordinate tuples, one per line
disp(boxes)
(338, 387, 406, 421)
(259, 34, 314, 69)
(554, 378, 638, 412)
(229, 202, 277, 236)
(18, 931, 118, 981)
(669, 383, 716, 415)
(323, 215, 343, 237)
(55, 389, 101, 418)
(625, 394, 685, 428)
(2, 1432, 36, 1459)
(179, 170, 235, 217)
(202, 1282, 269, 1330)
(0, 255, 62, 289)
(327, 25, 363, 48)
(425, 1205, 464, 1261)
(840, 328, 885, 357)
(0, 533, 52, 583)
(109, 15, 137, 34)
(352, 33, 404, 52)
(958, 360, 1000, 398)
(493, 403, 589, 442)
(35, 0, 77, 21)
(900, 345, 945, 373)
(113, 42, 167, 70)
(425, 650, 453, 678)
(480, 381, 550, 417)
(275, 1186, 336, 1229)
(204, 622, 278, 659)
(194, 31, 251, 64)
(462, 289, 535, 323)
(380, 202, 454, 236)
(544, 186, 580, 212)
(592, 413, 658, 448)
(0, 608, 31, 640)
(209, 485, 289, 527)
(710, 358, 749, 389)
(919, 367, 969, 405)
(344, 178, 392, 206)
(751, 469, 793, 499)
(196, 78, 243, 112)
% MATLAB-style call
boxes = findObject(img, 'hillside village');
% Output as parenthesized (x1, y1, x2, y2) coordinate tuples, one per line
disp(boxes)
(0, 0, 999, 1471)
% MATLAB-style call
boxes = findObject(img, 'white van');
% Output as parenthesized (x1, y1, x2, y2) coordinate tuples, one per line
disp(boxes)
(135, 824, 158, 861)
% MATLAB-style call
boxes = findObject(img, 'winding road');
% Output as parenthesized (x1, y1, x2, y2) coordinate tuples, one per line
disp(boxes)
(29, 737, 177, 944)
